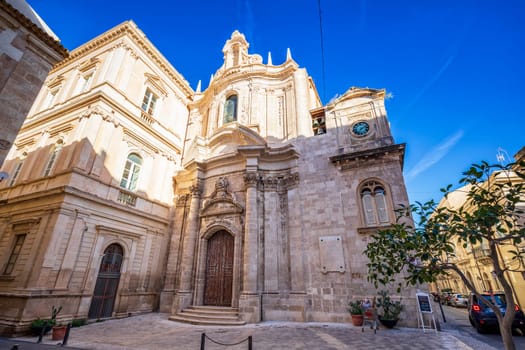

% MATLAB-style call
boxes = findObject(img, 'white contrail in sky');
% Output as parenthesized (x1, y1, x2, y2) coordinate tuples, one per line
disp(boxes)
(406, 54, 456, 110)
(406, 130, 464, 180)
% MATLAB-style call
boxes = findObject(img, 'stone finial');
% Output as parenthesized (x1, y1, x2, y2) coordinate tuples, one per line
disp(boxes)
(286, 48, 292, 61)
(267, 51, 273, 66)
(196, 80, 201, 93)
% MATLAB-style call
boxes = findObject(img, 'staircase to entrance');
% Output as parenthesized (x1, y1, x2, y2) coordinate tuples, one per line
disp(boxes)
(169, 306, 246, 326)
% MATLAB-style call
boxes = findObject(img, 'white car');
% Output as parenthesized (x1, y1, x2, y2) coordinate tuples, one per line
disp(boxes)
(451, 293, 468, 307)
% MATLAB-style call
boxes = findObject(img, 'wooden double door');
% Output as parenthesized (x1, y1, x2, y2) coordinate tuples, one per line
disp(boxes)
(203, 231, 234, 306)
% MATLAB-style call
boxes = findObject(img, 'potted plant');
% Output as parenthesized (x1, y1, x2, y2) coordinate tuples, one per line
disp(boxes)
(30, 318, 53, 336)
(376, 290, 403, 328)
(49, 305, 67, 340)
(347, 300, 364, 326)
(52, 323, 67, 340)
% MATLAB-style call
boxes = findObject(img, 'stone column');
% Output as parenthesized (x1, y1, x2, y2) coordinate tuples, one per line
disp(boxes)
(174, 183, 201, 310)
(239, 171, 261, 322)
(243, 172, 259, 293)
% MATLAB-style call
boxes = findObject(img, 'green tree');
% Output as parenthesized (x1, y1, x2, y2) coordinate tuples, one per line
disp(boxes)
(365, 161, 525, 350)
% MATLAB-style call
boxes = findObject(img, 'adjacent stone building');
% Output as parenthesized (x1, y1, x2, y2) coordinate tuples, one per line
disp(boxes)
(0, 0, 67, 167)
(433, 146, 525, 309)
(0, 20, 414, 335)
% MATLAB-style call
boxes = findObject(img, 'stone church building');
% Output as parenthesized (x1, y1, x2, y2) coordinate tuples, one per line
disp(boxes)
(0, 21, 413, 335)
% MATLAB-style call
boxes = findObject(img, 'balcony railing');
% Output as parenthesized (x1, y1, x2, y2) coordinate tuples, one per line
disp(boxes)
(472, 246, 491, 258)
(140, 110, 154, 124)
(117, 190, 137, 206)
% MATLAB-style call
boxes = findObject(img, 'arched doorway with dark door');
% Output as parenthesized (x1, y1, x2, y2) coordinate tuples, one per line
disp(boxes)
(88, 243, 124, 319)
(203, 230, 234, 306)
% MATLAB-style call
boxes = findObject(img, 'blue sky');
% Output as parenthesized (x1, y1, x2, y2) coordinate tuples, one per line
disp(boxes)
(28, 0, 524, 205)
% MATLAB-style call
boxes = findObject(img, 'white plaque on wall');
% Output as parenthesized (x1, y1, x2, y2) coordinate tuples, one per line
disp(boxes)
(319, 236, 345, 273)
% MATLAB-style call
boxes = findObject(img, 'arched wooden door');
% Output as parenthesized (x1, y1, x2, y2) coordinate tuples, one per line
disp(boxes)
(88, 244, 123, 319)
(204, 231, 234, 306)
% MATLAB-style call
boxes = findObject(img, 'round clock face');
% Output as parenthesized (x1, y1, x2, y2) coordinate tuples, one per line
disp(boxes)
(352, 121, 370, 136)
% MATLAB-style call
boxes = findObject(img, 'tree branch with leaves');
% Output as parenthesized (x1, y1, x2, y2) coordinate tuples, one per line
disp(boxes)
(365, 161, 525, 350)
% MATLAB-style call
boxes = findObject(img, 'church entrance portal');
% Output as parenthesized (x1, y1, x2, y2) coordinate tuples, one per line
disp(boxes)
(204, 230, 234, 306)
(88, 243, 123, 319)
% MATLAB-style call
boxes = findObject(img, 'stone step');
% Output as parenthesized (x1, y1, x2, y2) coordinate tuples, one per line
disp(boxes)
(184, 306, 239, 316)
(181, 311, 239, 321)
(169, 305, 246, 326)
(169, 314, 246, 326)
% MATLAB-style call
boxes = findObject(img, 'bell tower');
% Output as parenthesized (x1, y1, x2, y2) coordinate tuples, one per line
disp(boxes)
(222, 31, 249, 69)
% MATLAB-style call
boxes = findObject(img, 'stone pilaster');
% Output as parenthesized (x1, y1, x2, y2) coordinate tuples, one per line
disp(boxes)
(242, 172, 259, 293)
(173, 184, 201, 311)
(239, 172, 261, 322)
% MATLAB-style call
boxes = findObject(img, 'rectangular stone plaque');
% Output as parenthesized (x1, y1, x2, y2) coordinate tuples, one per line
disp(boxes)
(319, 236, 345, 273)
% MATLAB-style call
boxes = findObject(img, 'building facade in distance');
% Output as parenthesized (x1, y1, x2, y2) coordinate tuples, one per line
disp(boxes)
(0, 21, 414, 335)
(433, 147, 525, 309)
(0, 0, 67, 167)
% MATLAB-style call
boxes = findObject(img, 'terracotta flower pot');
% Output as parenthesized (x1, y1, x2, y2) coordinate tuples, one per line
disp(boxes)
(351, 314, 364, 326)
(52, 325, 67, 340)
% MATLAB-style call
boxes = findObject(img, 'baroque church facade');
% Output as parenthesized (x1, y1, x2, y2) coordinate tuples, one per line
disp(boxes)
(0, 21, 413, 335)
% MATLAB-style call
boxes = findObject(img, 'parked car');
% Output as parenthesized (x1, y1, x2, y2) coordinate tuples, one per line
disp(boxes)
(468, 292, 525, 334)
(440, 292, 454, 305)
(451, 293, 468, 308)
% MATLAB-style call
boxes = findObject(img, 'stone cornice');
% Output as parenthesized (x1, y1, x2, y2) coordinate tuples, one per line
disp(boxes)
(0, 0, 68, 58)
(21, 87, 183, 155)
(326, 87, 386, 109)
(0, 171, 170, 225)
(208, 61, 298, 95)
(260, 172, 299, 191)
(357, 225, 393, 235)
(329, 143, 406, 170)
(50, 21, 193, 97)
(96, 225, 143, 239)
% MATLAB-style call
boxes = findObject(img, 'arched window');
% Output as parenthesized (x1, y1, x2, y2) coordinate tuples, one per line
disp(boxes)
(100, 244, 124, 273)
(43, 140, 63, 177)
(120, 153, 142, 191)
(360, 181, 390, 226)
(223, 95, 238, 124)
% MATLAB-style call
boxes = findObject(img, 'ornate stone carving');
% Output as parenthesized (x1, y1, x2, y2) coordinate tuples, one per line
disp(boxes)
(261, 172, 299, 191)
(190, 183, 202, 197)
(243, 172, 259, 188)
(279, 190, 288, 254)
(176, 193, 191, 207)
(201, 176, 243, 217)
(79, 106, 119, 127)
(214, 176, 229, 198)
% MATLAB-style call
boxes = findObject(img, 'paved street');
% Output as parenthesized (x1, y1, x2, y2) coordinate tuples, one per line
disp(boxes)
(1, 310, 518, 350)
(438, 303, 525, 350)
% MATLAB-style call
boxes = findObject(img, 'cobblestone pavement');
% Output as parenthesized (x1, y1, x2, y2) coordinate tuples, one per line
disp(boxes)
(6, 313, 498, 350)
